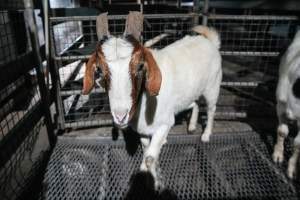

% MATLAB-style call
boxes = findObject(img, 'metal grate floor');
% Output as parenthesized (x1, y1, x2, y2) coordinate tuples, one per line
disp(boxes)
(44, 132, 298, 200)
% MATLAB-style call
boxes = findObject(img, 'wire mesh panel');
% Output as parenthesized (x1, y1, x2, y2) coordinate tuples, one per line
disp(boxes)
(0, 119, 49, 200)
(50, 14, 197, 128)
(0, 10, 32, 65)
(0, 3, 54, 200)
(44, 132, 298, 200)
(208, 15, 299, 119)
(209, 15, 296, 54)
(0, 75, 41, 137)
(0, 0, 26, 10)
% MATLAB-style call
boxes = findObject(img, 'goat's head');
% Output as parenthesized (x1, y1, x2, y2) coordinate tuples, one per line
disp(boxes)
(82, 12, 161, 129)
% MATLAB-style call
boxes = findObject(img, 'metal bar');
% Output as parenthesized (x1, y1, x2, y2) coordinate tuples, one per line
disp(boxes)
(61, 88, 105, 96)
(42, 0, 50, 87)
(55, 59, 66, 130)
(214, 111, 247, 118)
(177, 0, 181, 8)
(55, 55, 91, 60)
(59, 35, 83, 56)
(65, 94, 80, 116)
(140, 0, 143, 13)
(61, 61, 84, 88)
(221, 82, 259, 87)
(24, 0, 56, 148)
(193, 0, 199, 12)
(208, 14, 299, 21)
(220, 51, 280, 57)
(61, 83, 264, 95)
(202, 0, 209, 25)
(53, 51, 280, 61)
(50, 13, 200, 22)
(50, 8, 100, 18)
(64, 119, 113, 128)
(49, 12, 66, 130)
(64, 111, 249, 128)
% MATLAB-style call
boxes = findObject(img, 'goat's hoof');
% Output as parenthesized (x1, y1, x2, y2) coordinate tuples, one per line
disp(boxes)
(188, 125, 196, 133)
(201, 133, 210, 142)
(145, 156, 154, 169)
(140, 162, 147, 171)
(288, 166, 296, 179)
(272, 151, 284, 163)
(155, 179, 163, 190)
(288, 159, 297, 179)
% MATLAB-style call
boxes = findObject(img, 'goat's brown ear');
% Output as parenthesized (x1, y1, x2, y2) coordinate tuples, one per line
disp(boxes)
(82, 52, 97, 95)
(144, 48, 162, 96)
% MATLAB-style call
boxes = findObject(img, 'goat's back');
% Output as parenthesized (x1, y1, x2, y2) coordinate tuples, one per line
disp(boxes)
(153, 34, 222, 114)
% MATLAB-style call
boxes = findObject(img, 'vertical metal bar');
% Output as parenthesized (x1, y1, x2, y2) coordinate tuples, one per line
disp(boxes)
(140, 0, 144, 14)
(48, 7, 66, 130)
(193, 0, 199, 12)
(202, 0, 209, 26)
(177, 0, 181, 8)
(50, 30, 66, 130)
(42, 0, 50, 87)
(24, 0, 56, 148)
(192, 0, 200, 28)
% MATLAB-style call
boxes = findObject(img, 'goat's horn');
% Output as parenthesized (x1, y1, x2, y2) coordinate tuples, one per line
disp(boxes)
(124, 11, 144, 41)
(96, 12, 110, 40)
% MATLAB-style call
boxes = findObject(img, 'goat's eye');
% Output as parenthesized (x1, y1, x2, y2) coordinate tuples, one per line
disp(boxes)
(137, 63, 144, 72)
(96, 67, 101, 74)
(293, 78, 300, 98)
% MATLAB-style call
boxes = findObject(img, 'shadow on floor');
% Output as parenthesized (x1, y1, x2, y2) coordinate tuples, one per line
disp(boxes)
(125, 171, 179, 200)
(112, 126, 141, 156)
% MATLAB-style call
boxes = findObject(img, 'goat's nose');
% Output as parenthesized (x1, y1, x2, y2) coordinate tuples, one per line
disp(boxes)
(114, 110, 128, 123)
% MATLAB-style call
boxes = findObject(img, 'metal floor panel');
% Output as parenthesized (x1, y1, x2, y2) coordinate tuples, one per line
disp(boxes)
(43, 132, 298, 200)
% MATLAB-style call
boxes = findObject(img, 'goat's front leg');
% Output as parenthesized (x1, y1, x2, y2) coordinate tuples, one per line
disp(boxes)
(188, 102, 199, 133)
(140, 125, 170, 180)
(140, 137, 151, 171)
(287, 122, 300, 178)
(201, 104, 216, 142)
(273, 103, 289, 163)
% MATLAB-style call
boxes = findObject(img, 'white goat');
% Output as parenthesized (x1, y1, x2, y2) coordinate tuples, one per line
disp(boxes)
(83, 20, 222, 183)
(273, 30, 300, 179)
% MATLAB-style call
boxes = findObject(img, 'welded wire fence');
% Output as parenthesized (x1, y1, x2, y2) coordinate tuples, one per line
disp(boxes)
(209, 15, 298, 119)
(50, 13, 299, 128)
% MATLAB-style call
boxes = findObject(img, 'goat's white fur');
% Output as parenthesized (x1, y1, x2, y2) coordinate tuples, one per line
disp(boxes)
(102, 38, 134, 126)
(102, 26, 222, 184)
(272, 30, 300, 179)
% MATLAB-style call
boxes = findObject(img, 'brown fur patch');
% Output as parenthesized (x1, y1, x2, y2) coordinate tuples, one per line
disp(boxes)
(82, 52, 97, 95)
(143, 48, 162, 96)
(96, 45, 111, 90)
(126, 35, 162, 120)
(82, 44, 110, 94)
(127, 36, 144, 119)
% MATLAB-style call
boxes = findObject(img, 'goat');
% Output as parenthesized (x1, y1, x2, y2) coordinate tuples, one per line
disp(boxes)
(82, 13, 222, 185)
(273, 30, 300, 179)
